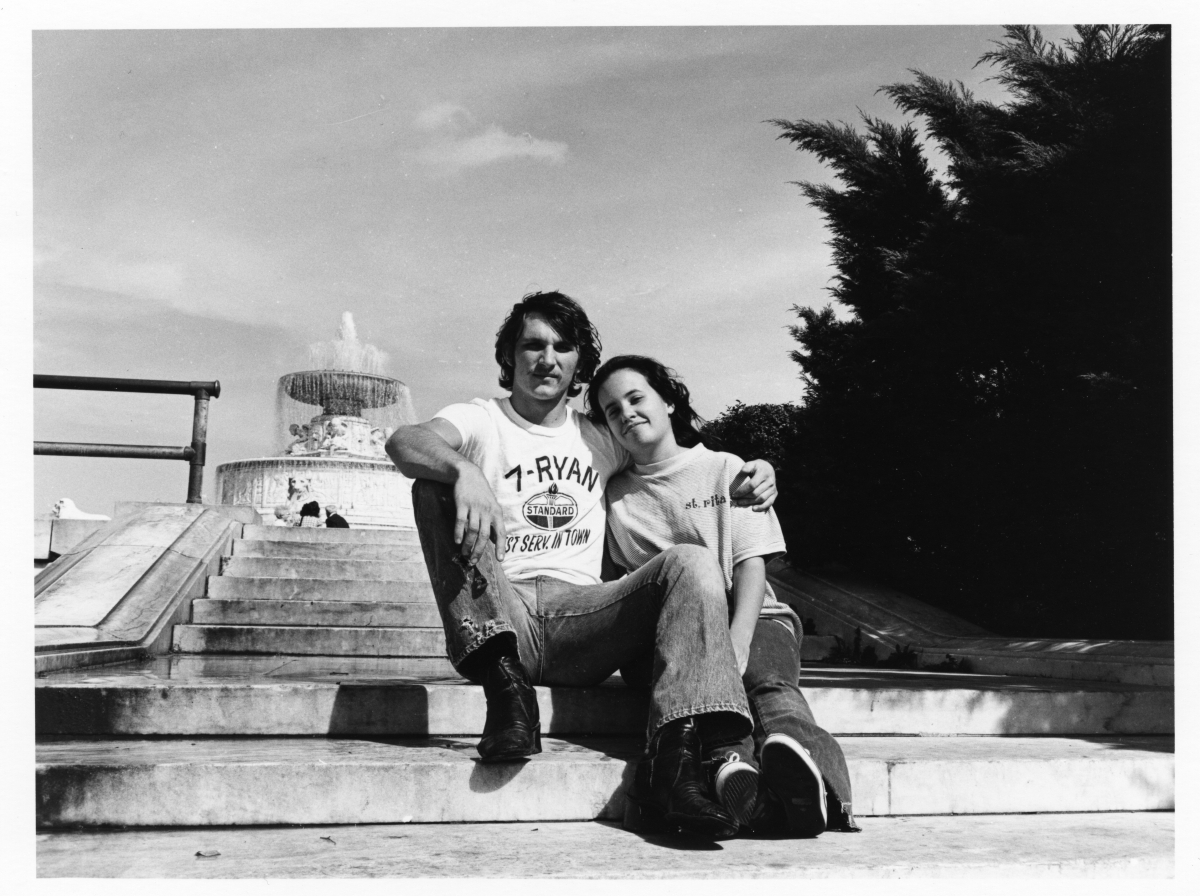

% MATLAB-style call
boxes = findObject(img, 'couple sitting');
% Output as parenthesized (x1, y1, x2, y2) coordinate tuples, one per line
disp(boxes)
(386, 291, 858, 839)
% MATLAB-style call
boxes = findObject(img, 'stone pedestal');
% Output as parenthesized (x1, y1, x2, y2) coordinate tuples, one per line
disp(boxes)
(215, 457, 415, 530)
(283, 414, 392, 458)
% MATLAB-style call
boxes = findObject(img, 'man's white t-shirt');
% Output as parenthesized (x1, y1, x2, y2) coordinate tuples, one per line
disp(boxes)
(434, 398, 630, 585)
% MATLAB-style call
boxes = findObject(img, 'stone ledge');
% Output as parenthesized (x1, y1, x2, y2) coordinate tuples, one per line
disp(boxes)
(35, 518, 51, 560)
(33, 646, 147, 676)
(35, 504, 254, 674)
(32, 517, 111, 563)
(771, 562, 1174, 685)
(113, 501, 260, 525)
(48, 518, 109, 556)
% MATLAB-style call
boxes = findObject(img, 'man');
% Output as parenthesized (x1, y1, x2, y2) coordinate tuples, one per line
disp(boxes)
(386, 291, 777, 839)
(324, 505, 350, 528)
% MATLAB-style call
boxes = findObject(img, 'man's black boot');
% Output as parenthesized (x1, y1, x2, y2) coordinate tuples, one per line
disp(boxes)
(622, 717, 740, 839)
(476, 647, 541, 763)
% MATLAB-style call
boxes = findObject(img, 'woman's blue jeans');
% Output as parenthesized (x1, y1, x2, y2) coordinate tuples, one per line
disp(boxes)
(412, 481, 752, 744)
(730, 618, 855, 823)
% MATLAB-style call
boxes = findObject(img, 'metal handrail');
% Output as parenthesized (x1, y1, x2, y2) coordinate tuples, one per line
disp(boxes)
(34, 375, 221, 503)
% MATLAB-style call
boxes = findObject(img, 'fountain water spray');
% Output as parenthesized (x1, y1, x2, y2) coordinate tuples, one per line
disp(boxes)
(215, 313, 420, 528)
(307, 312, 387, 375)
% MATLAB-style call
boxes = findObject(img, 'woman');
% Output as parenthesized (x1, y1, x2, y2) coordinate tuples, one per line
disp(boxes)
(588, 355, 860, 837)
(298, 500, 322, 528)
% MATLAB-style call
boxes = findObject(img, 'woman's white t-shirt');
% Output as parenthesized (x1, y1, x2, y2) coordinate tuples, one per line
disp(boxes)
(606, 443, 798, 627)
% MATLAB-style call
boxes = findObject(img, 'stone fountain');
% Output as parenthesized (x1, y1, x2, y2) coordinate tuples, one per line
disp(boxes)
(215, 313, 418, 528)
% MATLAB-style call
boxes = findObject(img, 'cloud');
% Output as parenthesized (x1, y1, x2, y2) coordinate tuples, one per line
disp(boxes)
(54, 257, 187, 301)
(618, 283, 668, 301)
(418, 123, 568, 173)
(414, 103, 472, 131)
(33, 224, 290, 328)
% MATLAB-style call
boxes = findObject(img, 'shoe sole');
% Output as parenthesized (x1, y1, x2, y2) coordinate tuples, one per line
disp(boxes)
(714, 761, 760, 828)
(478, 729, 543, 763)
(623, 796, 739, 840)
(761, 733, 828, 837)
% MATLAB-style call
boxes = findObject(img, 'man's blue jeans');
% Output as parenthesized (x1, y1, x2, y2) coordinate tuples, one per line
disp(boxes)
(413, 481, 752, 743)
(730, 618, 856, 825)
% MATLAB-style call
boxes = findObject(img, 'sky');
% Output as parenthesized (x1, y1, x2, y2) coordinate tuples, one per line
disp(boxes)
(30, 22, 1082, 515)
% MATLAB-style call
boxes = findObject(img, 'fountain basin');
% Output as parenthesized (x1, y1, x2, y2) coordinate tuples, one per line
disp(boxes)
(281, 370, 405, 416)
(215, 456, 415, 530)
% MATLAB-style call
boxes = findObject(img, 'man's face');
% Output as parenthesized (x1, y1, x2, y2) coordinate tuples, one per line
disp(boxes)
(511, 313, 580, 405)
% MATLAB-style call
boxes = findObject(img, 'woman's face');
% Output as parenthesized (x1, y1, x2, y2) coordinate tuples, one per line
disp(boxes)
(596, 368, 678, 460)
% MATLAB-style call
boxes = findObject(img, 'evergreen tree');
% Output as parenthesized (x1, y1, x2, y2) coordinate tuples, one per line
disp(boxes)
(770, 26, 1171, 638)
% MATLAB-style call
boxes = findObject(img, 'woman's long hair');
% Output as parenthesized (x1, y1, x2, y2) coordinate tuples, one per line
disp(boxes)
(586, 354, 715, 449)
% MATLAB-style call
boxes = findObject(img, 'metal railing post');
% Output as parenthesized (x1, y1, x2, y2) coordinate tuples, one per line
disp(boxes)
(187, 388, 212, 503)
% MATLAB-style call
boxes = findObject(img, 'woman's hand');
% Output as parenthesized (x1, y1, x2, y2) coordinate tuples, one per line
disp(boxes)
(731, 627, 754, 676)
(730, 459, 778, 511)
(730, 558, 767, 677)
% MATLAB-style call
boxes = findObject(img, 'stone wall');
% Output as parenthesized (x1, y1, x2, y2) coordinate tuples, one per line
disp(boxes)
(216, 456, 415, 529)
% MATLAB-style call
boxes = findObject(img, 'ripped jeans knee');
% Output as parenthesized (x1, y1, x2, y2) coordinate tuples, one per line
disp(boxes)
(458, 617, 506, 641)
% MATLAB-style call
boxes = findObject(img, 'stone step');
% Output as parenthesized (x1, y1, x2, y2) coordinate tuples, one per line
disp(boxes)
(163, 653, 461, 678)
(34, 813, 1176, 878)
(35, 657, 1174, 737)
(190, 599, 444, 628)
(172, 624, 447, 656)
(172, 623, 834, 662)
(207, 575, 435, 603)
(242, 525, 421, 545)
(230, 539, 425, 561)
(220, 556, 430, 581)
(35, 735, 1175, 827)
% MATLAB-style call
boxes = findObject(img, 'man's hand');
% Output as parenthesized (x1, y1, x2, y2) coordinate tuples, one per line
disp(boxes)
(730, 459, 778, 511)
(385, 421, 507, 566)
(453, 466, 507, 566)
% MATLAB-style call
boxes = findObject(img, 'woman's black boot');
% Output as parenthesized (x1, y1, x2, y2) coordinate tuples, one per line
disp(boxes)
(622, 717, 739, 839)
(475, 647, 541, 763)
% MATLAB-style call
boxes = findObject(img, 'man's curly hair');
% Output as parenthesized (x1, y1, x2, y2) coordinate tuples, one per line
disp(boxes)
(494, 291, 603, 398)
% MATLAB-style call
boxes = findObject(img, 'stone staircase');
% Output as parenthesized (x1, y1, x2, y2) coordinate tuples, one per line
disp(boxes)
(35, 524, 1176, 877)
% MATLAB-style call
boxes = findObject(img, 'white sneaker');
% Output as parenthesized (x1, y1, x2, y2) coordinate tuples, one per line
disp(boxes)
(761, 733, 827, 837)
(712, 752, 760, 829)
